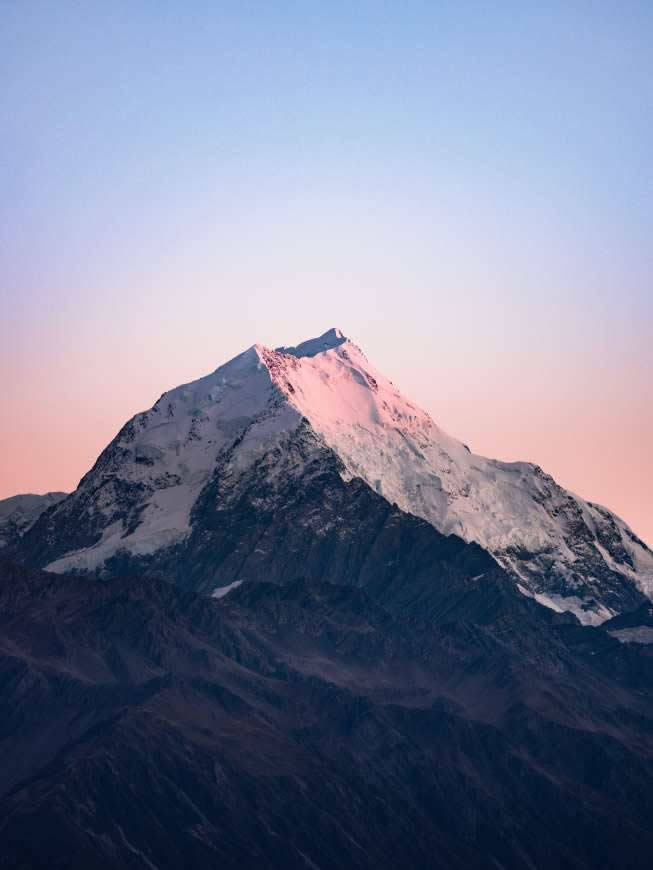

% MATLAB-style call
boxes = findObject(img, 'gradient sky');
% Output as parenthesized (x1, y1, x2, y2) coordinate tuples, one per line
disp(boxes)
(1, 1, 652, 543)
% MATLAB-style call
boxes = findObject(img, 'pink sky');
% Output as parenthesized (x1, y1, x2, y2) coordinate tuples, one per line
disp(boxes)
(2, 313, 651, 547)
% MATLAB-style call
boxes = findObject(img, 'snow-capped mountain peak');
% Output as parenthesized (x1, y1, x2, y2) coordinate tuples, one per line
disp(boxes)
(275, 326, 348, 358)
(27, 329, 653, 622)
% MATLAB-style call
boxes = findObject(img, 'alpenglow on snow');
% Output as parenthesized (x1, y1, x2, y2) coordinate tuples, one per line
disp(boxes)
(27, 328, 653, 624)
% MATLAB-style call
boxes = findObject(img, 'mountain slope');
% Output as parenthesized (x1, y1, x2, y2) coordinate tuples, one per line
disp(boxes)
(2, 523, 653, 869)
(0, 492, 67, 548)
(260, 331, 653, 621)
(20, 329, 652, 622)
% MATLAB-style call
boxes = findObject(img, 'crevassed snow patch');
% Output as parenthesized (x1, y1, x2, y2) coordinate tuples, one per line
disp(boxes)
(212, 580, 243, 599)
(533, 591, 615, 625)
(608, 627, 653, 644)
(517, 585, 615, 625)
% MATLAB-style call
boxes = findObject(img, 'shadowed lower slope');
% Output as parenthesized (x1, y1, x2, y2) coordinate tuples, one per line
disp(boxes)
(2, 487, 653, 870)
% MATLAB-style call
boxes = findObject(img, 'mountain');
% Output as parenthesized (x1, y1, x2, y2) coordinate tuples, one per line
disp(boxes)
(0, 492, 67, 549)
(19, 328, 652, 624)
(4, 329, 653, 868)
(2, 513, 653, 868)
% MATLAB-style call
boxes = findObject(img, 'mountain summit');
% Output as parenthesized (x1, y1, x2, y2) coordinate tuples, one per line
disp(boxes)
(23, 328, 652, 622)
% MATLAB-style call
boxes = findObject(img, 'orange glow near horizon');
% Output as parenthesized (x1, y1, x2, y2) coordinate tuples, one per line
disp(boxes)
(2, 315, 651, 546)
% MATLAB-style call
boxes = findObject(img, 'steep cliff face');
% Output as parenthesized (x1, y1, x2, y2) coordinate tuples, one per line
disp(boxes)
(21, 329, 652, 622)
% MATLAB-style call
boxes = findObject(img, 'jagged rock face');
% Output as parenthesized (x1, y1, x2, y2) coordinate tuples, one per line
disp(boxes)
(1, 544, 653, 870)
(102, 424, 500, 605)
(0, 492, 67, 549)
(20, 328, 652, 622)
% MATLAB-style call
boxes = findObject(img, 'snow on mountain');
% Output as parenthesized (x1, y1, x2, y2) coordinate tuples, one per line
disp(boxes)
(42, 345, 304, 573)
(35, 329, 652, 622)
(0, 492, 67, 547)
(275, 326, 348, 358)
(257, 333, 653, 621)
